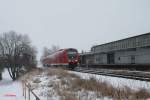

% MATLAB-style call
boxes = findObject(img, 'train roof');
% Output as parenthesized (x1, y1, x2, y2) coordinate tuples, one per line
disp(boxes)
(41, 48, 78, 60)
(64, 48, 78, 50)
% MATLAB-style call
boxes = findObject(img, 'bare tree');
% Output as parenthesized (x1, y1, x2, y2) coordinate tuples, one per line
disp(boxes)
(41, 45, 59, 58)
(0, 58, 4, 80)
(0, 68, 2, 80)
(42, 47, 51, 58)
(40, 45, 59, 63)
(0, 31, 37, 80)
(50, 45, 60, 54)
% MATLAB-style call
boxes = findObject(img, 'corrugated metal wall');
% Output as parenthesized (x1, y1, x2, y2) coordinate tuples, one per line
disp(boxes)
(90, 33, 150, 65)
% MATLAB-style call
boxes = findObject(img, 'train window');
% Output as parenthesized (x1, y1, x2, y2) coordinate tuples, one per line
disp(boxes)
(68, 51, 77, 55)
(67, 49, 77, 59)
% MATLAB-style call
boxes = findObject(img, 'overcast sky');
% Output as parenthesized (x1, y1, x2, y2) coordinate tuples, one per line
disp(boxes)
(0, 0, 150, 59)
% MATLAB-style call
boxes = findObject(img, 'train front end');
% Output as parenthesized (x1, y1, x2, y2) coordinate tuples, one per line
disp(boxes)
(66, 48, 79, 69)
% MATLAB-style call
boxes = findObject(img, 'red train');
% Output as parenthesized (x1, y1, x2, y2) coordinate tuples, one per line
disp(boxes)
(42, 48, 79, 69)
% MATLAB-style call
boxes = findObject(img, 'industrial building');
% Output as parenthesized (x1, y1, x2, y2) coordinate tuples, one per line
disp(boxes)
(81, 33, 150, 65)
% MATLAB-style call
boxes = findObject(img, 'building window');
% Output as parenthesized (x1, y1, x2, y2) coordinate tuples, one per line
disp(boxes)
(118, 57, 121, 61)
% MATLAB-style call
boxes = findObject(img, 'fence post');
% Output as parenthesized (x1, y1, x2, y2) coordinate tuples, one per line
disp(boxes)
(22, 81, 40, 100)
(28, 83, 30, 100)
(22, 81, 24, 96)
(25, 83, 26, 99)
(36, 98, 40, 100)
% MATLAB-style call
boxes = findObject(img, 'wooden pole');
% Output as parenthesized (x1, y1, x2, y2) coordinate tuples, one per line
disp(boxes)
(28, 84, 30, 100)
(23, 81, 41, 100)
(25, 83, 26, 99)
(22, 81, 24, 96)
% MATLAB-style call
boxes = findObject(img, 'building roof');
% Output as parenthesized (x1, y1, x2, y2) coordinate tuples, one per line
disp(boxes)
(92, 32, 150, 49)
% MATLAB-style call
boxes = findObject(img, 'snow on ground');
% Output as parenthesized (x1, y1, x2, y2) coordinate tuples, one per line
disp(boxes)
(0, 69, 25, 100)
(23, 68, 150, 100)
(29, 72, 61, 100)
(70, 71, 150, 90)
(25, 68, 112, 100)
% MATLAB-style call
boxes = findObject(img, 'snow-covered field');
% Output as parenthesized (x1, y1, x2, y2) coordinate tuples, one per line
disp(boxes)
(1, 67, 150, 100)
(23, 68, 111, 100)
(23, 68, 150, 100)
(71, 71, 150, 90)
(2, 65, 150, 100)
(0, 69, 25, 100)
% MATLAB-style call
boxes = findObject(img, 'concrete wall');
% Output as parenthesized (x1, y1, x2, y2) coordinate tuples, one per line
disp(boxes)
(92, 47, 150, 65)
(115, 50, 136, 64)
(94, 53, 107, 64)
(135, 48, 150, 64)
(114, 47, 150, 64)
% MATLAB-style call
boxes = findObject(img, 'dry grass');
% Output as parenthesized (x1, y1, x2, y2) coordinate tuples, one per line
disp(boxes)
(47, 68, 80, 79)
(33, 78, 41, 83)
(47, 68, 150, 99)
(23, 68, 150, 100)
(133, 89, 150, 99)
(70, 77, 150, 100)
(20, 68, 43, 81)
(58, 90, 76, 100)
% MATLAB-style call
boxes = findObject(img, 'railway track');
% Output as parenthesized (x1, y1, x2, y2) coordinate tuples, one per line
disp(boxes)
(74, 67, 150, 82)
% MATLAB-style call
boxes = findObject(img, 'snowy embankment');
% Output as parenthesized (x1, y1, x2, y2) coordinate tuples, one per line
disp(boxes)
(0, 69, 25, 100)
(70, 71, 150, 90)
(23, 68, 111, 100)
(22, 68, 150, 100)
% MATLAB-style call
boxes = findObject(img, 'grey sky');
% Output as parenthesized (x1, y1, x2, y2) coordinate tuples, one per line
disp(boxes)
(0, 0, 150, 59)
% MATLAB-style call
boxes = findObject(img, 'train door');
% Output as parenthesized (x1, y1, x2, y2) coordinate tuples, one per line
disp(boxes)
(107, 53, 115, 64)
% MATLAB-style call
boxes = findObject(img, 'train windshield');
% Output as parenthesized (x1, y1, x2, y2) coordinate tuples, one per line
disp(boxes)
(67, 49, 77, 60)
